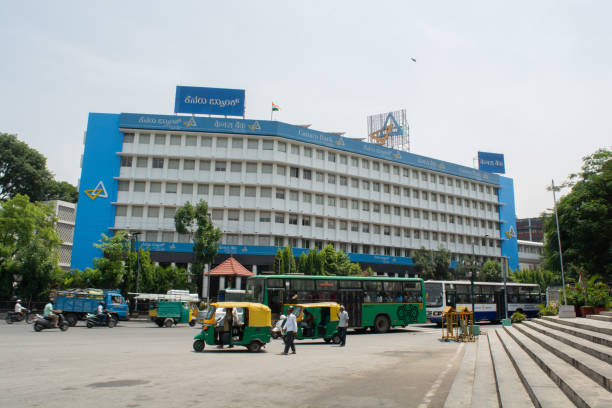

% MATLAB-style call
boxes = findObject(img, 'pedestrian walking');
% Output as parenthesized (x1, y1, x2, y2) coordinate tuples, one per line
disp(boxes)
(337, 305, 349, 347)
(282, 306, 298, 355)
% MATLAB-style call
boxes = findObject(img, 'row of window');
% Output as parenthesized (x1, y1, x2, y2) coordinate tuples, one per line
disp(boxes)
(118, 181, 499, 222)
(119, 157, 498, 203)
(131, 230, 499, 258)
(122, 132, 499, 196)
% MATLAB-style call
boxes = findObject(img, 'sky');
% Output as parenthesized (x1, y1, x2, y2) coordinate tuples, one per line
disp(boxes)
(1, 1, 610, 218)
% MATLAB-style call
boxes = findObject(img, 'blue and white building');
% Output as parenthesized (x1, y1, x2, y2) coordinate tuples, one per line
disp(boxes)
(72, 112, 519, 277)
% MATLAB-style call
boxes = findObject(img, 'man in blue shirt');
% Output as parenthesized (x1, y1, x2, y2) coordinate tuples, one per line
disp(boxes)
(281, 306, 297, 355)
(44, 298, 58, 328)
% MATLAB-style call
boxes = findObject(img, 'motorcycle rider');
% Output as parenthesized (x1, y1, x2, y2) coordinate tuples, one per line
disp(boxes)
(44, 298, 58, 328)
(14, 299, 25, 319)
(96, 301, 106, 323)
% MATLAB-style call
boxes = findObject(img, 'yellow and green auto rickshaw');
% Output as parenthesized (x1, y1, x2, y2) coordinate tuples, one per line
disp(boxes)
(273, 302, 341, 344)
(193, 302, 271, 353)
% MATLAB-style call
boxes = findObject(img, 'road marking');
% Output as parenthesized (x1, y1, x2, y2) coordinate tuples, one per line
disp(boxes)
(417, 343, 464, 408)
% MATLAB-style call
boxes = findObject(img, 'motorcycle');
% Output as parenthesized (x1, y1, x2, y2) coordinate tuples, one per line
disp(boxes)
(271, 315, 286, 340)
(33, 312, 69, 332)
(86, 312, 117, 328)
(6, 309, 34, 324)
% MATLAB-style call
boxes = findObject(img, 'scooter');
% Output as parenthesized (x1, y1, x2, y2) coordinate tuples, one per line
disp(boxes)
(271, 315, 286, 339)
(33, 312, 69, 332)
(6, 309, 34, 324)
(86, 312, 117, 328)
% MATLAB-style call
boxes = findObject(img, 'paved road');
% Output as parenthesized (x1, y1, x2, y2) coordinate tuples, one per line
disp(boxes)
(0, 321, 467, 408)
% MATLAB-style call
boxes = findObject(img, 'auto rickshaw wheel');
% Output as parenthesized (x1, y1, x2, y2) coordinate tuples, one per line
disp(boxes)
(324, 337, 332, 343)
(163, 318, 174, 328)
(189, 319, 196, 327)
(193, 340, 205, 352)
(332, 334, 341, 344)
(155, 319, 164, 327)
(247, 341, 262, 353)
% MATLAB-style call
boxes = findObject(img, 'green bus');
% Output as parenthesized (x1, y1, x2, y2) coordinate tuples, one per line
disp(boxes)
(245, 275, 426, 333)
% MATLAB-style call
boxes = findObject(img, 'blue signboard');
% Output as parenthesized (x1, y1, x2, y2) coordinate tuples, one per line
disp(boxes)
(478, 152, 505, 174)
(174, 86, 245, 116)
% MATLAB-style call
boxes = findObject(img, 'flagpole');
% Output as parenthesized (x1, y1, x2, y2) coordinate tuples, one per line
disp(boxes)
(270, 102, 273, 121)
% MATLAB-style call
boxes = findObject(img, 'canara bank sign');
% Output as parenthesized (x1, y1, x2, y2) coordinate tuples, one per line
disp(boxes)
(174, 86, 245, 117)
(478, 152, 506, 174)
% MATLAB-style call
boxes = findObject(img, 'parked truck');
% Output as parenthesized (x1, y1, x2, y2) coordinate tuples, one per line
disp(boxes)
(53, 289, 129, 326)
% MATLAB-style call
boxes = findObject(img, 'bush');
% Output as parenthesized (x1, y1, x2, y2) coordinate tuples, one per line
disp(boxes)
(538, 302, 559, 317)
(587, 283, 611, 307)
(560, 284, 585, 307)
(511, 311, 527, 323)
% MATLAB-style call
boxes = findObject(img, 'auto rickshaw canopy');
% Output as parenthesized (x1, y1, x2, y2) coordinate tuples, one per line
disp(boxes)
(211, 302, 271, 327)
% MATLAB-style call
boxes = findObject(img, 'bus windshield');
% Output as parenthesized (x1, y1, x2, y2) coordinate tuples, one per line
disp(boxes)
(425, 282, 443, 308)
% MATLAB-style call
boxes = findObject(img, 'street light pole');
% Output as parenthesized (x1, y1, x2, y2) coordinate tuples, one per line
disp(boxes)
(471, 241, 476, 315)
(551, 180, 568, 306)
(131, 232, 142, 313)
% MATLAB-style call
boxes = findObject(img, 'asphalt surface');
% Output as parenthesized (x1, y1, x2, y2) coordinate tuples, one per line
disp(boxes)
(0, 320, 470, 408)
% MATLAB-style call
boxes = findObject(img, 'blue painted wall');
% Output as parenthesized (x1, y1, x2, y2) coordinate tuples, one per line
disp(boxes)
(498, 176, 519, 270)
(71, 113, 122, 271)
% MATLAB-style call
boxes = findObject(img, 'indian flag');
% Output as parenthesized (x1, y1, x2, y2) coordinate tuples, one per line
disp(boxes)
(272, 102, 280, 112)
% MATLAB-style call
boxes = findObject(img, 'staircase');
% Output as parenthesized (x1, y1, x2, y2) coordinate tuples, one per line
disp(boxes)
(444, 312, 612, 408)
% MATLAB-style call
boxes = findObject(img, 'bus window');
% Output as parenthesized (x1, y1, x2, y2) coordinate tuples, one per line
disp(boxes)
(246, 278, 264, 303)
(507, 287, 519, 303)
(425, 282, 443, 308)
(477, 285, 494, 303)
(364, 281, 382, 302)
(291, 279, 315, 302)
(267, 278, 284, 288)
(403, 281, 422, 303)
(383, 281, 402, 302)
(455, 284, 470, 304)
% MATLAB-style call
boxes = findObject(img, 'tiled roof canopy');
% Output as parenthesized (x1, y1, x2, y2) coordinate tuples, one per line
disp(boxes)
(206, 257, 254, 277)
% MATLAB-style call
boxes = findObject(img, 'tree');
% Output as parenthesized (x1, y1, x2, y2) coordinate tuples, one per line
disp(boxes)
(46, 180, 78, 203)
(0, 133, 54, 202)
(543, 148, 612, 281)
(0, 194, 62, 300)
(510, 268, 561, 292)
(413, 247, 451, 280)
(295, 245, 361, 276)
(481, 261, 502, 282)
(175, 200, 221, 296)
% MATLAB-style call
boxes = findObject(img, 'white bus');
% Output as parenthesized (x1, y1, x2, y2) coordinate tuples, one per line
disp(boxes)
(425, 280, 541, 325)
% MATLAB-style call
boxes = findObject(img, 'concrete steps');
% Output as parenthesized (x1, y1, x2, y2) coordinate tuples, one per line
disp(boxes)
(532, 317, 612, 348)
(541, 316, 612, 336)
(600, 311, 612, 317)
(444, 318, 612, 407)
(525, 320, 612, 364)
(588, 314, 612, 323)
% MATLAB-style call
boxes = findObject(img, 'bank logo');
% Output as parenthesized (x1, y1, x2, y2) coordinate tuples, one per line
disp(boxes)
(505, 226, 515, 240)
(184, 117, 197, 127)
(84, 181, 108, 200)
(248, 121, 261, 131)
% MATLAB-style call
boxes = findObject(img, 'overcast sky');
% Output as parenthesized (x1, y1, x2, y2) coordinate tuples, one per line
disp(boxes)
(1, 1, 610, 218)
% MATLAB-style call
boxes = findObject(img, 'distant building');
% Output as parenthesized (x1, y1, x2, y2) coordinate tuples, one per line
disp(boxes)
(516, 217, 544, 242)
(517, 240, 544, 271)
(47, 200, 76, 271)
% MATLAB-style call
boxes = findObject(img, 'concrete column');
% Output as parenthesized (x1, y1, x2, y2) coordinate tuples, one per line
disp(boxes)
(252, 265, 258, 275)
(236, 276, 242, 289)
(220, 276, 226, 290)
(203, 264, 210, 301)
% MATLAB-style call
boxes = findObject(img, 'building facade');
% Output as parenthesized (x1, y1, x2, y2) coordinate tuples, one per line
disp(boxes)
(71, 113, 519, 276)
(47, 200, 76, 271)
(516, 217, 544, 242)
(517, 240, 544, 271)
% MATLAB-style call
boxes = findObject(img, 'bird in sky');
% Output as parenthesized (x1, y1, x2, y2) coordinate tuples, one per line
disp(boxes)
(411, 57, 417, 62)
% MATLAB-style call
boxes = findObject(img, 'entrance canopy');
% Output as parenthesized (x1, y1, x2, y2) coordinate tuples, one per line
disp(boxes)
(206, 256, 254, 277)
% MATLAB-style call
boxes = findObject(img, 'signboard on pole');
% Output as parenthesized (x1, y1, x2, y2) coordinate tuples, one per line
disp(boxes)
(174, 86, 245, 116)
(478, 152, 505, 173)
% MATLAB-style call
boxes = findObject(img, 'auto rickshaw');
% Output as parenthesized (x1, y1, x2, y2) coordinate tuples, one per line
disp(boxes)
(193, 302, 271, 353)
(273, 302, 341, 344)
(149, 300, 198, 327)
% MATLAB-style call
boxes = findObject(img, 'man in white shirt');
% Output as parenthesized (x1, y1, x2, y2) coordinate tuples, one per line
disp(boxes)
(282, 306, 298, 355)
(337, 305, 349, 347)
(14, 299, 24, 317)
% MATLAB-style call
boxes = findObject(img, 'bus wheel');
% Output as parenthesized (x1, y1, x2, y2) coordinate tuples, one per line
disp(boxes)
(374, 315, 390, 333)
